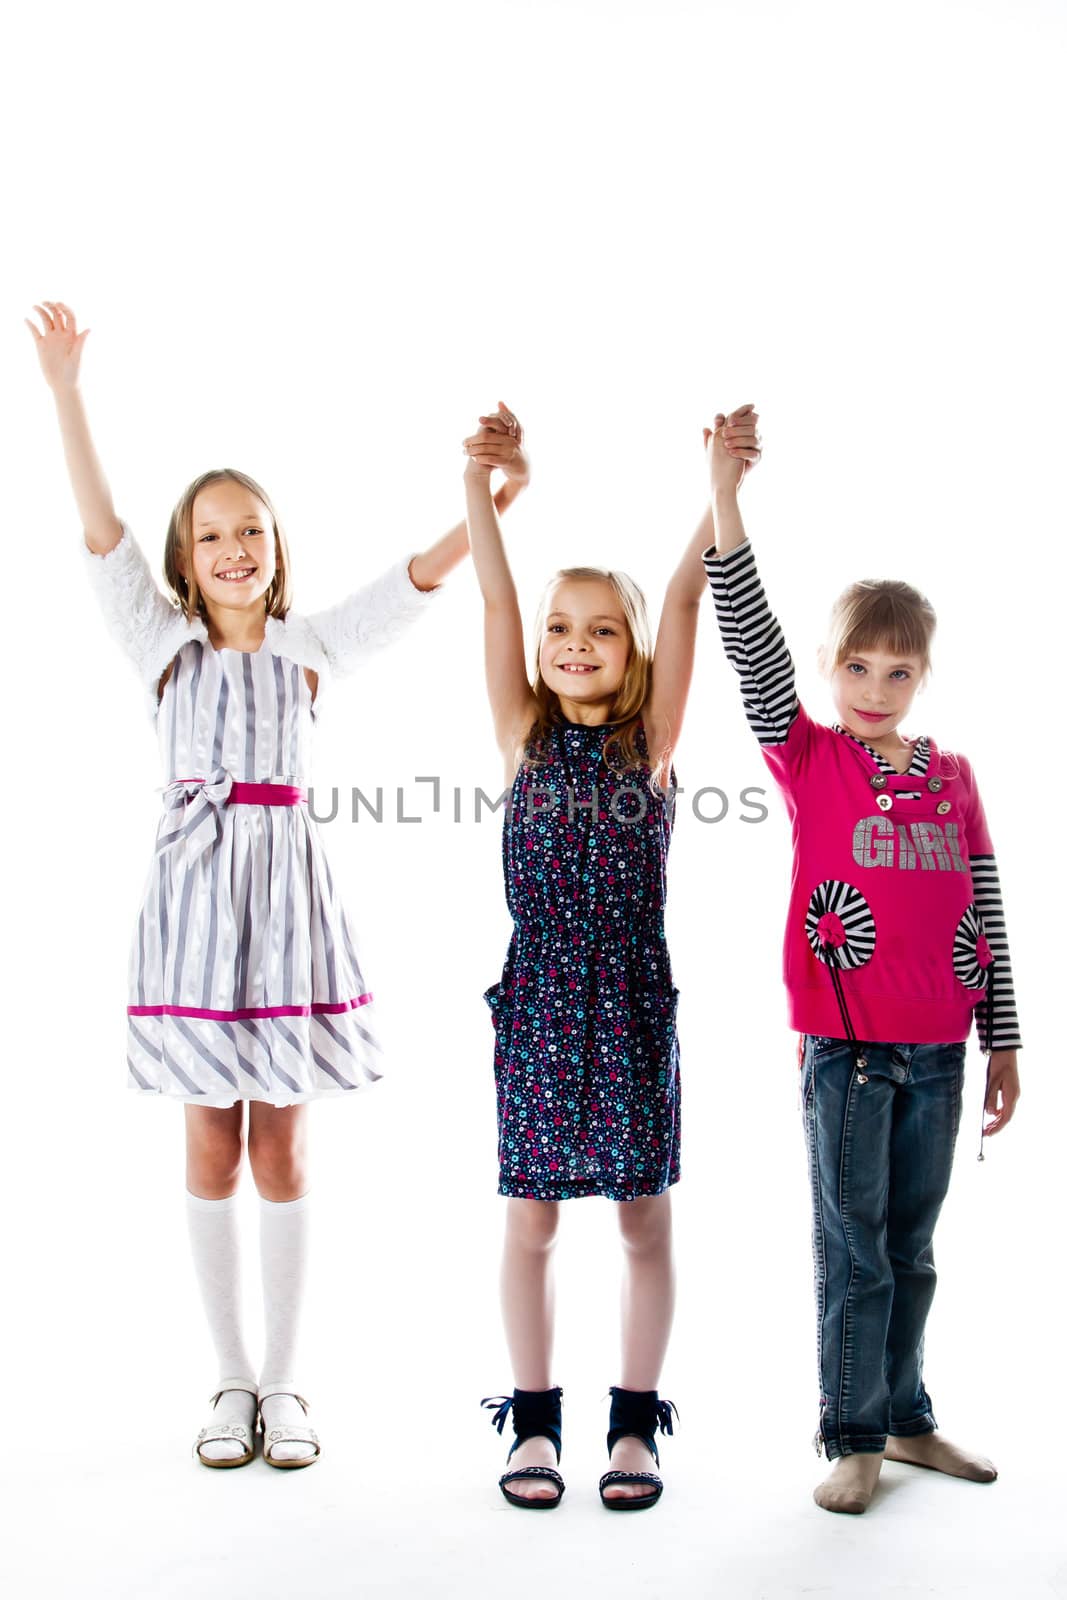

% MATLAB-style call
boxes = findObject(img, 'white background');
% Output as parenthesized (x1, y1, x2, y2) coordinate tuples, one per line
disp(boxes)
(1, 2, 1064, 1596)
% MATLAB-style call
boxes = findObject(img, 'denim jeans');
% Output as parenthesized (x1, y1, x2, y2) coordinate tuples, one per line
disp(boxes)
(801, 1034, 966, 1459)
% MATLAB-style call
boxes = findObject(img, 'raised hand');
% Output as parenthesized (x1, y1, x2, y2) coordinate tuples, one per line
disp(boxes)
(26, 301, 90, 391)
(703, 403, 762, 495)
(463, 401, 530, 487)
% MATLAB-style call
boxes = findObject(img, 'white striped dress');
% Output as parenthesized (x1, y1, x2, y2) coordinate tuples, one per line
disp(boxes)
(83, 522, 440, 1106)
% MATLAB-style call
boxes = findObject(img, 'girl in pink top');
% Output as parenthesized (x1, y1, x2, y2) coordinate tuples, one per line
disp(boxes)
(702, 414, 1021, 1516)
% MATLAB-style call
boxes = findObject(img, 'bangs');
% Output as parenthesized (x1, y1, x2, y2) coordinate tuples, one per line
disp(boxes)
(163, 467, 293, 622)
(828, 579, 936, 671)
(838, 616, 928, 665)
(524, 564, 661, 785)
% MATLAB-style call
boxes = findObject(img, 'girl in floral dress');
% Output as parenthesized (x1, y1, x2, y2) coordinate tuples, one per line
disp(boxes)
(466, 401, 761, 1510)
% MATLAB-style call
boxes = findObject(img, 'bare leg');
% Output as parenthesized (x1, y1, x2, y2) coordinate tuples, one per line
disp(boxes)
(185, 1103, 244, 1200)
(498, 1198, 561, 1501)
(885, 1432, 997, 1481)
(603, 1192, 675, 1501)
(247, 1102, 308, 1202)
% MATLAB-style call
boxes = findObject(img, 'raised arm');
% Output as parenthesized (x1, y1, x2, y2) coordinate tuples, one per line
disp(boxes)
(409, 405, 529, 592)
(293, 406, 531, 678)
(27, 300, 193, 713)
(462, 404, 538, 764)
(644, 404, 761, 772)
(702, 420, 802, 751)
(26, 301, 123, 555)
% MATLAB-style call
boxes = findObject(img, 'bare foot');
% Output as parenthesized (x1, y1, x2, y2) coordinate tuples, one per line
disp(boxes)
(501, 1435, 561, 1502)
(602, 1435, 661, 1502)
(885, 1431, 997, 1481)
(813, 1452, 884, 1514)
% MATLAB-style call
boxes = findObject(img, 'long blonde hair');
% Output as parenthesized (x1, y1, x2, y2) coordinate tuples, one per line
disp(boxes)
(820, 577, 937, 680)
(163, 467, 293, 623)
(523, 566, 658, 781)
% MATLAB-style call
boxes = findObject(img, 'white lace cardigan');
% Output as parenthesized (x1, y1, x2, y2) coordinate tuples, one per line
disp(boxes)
(82, 521, 441, 721)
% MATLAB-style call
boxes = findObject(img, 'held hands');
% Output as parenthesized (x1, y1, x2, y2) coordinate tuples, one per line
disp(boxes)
(983, 1049, 1020, 1138)
(463, 402, 530, 488)
(703, 403, 762, 497)
(25, 301, 90, 391)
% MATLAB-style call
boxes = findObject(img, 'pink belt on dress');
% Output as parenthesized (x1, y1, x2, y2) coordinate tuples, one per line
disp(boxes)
(179, 778, 308, 806)
(157, 768, 308, 865)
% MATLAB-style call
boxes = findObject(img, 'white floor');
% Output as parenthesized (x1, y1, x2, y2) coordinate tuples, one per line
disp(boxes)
(5, 1389, 1063, 1599)
(4, 990, 1062, 1600)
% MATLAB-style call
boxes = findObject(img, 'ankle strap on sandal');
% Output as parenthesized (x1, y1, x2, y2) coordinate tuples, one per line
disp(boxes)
(606, 1387, 679, 1466)
(211, 1378, 259, 1403)
(257, 1384, 310, 1410)
(481, 1387, 563, 1462)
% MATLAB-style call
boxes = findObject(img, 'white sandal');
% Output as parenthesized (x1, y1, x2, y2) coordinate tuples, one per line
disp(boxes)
(258, 1383, 321, 1469)
(194, 1378, 258, 1468)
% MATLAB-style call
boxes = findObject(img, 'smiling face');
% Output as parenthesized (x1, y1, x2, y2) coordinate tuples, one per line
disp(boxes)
(537, 577, 632, 721)
(829, 644, 924, 748)
(180, 477, 277, 620)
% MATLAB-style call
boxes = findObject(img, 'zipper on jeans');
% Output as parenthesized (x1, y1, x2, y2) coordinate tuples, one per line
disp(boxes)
(812, 1401, 827, 1457)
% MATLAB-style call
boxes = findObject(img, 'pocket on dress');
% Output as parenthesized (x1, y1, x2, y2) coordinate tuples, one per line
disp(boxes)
(633, 984, 681, 1070)
(483, 979, 511, 1028)
(484, 980, 516, 1083)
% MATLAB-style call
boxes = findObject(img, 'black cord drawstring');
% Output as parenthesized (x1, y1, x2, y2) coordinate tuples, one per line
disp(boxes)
(481, 1395, 514, 1434)
(655, 1398, 679, 1437)
(820, 941, 868, 1081)
(978, 959, 996, 1162)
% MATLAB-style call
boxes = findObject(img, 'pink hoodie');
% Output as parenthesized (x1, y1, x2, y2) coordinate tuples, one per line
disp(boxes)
(763, 702, 994, 1044)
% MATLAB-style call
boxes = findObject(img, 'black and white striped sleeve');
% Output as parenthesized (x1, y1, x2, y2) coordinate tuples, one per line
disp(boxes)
(970, 854, 1022, 1052)
(703, 540, 799, 746)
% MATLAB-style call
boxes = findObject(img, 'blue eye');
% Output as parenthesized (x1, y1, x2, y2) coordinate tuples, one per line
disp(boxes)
(890, 669, 910, 680)
(847, 662, 865, 674)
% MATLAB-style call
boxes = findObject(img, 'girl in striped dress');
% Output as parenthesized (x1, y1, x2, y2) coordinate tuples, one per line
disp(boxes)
(702, 417, 1021, 1514)
(28, 301, 530, 1468)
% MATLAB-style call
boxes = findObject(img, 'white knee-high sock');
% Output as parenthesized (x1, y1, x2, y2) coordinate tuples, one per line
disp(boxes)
(185, 1191, 256, 1384)
(259, 1192, 310, 1389)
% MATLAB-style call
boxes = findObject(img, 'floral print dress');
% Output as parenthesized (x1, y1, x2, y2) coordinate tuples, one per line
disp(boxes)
(485, 718, 681, 1202)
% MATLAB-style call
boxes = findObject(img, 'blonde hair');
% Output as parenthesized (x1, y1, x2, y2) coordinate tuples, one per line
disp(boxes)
(821, 577, 936, 680)
(163, 468, 293, 623)
(523, 566, 659, 783)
